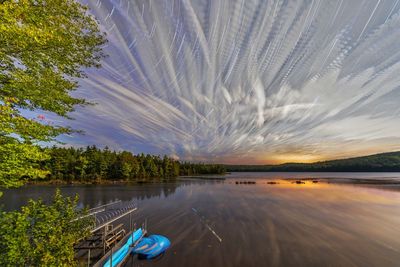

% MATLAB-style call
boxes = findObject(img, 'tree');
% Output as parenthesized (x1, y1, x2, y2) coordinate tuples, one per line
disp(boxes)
(0, 0, 106, 188)
(144, 155, 159, 178)
(0, 189, 93, 266)
(162, 155, 171, 178)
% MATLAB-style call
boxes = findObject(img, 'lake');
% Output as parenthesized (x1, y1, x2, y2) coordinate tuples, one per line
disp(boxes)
(2, 172, 400, 267)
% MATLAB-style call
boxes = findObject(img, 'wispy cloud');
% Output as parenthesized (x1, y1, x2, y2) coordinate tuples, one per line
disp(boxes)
(65, 0, 400, 163)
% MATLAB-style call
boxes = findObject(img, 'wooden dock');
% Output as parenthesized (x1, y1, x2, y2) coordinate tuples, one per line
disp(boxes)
(74, 200, 139, 266)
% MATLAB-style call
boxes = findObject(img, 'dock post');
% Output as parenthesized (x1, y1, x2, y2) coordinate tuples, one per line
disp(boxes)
(87, 249, 90, 267)
(103, 230, 106, 255)
(110, 247, 113, 267)
(129, 212, 132, 231)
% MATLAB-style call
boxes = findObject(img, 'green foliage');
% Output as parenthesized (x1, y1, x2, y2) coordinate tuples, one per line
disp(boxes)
(40, 146, 225, 182)
(179, 161, 226, 176)
(0, 189, 93, 267)
(0, 0, 106, 188)
(226, 151, 400, 172)
(0, 140, 48, 188)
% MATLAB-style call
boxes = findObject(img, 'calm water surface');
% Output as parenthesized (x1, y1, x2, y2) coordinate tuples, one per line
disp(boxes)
(2, 172, 400, 267)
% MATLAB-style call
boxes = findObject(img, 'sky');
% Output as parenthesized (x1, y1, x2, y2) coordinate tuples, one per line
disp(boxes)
(56, 0, 400, 164)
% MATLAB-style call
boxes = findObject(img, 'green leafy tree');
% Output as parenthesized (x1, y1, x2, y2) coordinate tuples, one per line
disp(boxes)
(162, 155, 172, 177)
(0, 0, 106, 188)
(38, 146, 226, 182)
(145, 155, 159, 178)
(74, 154, 88, 181)
(121, 162, 132, 179)
(0, 189, 93, 266)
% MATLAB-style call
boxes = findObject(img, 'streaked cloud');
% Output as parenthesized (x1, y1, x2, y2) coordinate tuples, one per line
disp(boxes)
(63, 0, 400, 163)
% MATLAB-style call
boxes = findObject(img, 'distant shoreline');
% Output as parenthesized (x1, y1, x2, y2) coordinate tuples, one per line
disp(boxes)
(25, 179, 176, 186)
(25, 175, 226, 186)
(227, 170, 400, 172)
(24, 173, 400, 185)
(225, 151, 400, 172)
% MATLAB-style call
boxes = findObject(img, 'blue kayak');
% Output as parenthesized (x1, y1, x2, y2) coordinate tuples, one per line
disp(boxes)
(132, 234, 171, 259)
(103, 228, 143, 267)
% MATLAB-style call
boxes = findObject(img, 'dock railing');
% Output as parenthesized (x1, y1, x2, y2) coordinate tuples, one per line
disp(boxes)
(74, 200, 139, 266)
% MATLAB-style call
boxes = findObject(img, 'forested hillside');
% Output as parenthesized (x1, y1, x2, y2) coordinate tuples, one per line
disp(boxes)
(226, 151, 400, 172)
(39, 146, 225, 182)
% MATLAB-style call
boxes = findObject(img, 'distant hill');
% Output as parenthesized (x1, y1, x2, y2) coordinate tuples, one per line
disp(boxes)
(226, 151, 400, 172)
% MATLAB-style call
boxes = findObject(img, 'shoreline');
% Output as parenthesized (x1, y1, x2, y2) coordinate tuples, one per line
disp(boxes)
(25, 179, 178, 186)
(24, 175, 400, 188)
(25, 175, 226, 186)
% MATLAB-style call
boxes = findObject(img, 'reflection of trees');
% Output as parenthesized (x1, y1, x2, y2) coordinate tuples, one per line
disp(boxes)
(132, 179, 224, 200)
(1, 180, 225, 211)
(135, 183, 180, 200)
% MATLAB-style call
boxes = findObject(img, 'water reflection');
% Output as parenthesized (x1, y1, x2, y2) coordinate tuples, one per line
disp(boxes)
(0, 179, 223, 211)
(2, 173, 400, 267)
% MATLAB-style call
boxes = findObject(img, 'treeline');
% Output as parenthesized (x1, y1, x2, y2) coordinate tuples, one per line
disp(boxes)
(226, 151, 400, 172)
(41, 146, 225, 182)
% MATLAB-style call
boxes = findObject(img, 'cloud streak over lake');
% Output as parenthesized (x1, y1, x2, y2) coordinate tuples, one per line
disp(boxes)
(66, 0, 400, 163)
